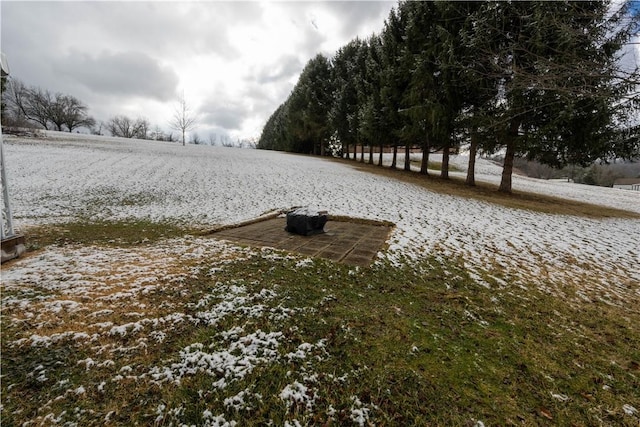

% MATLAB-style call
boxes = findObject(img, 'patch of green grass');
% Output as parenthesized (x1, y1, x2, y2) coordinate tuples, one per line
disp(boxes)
(23, 219, 195, 251)
(231, 256, 639, 426)
(211, 256, 639, 425)
(2, 250, 639, 425)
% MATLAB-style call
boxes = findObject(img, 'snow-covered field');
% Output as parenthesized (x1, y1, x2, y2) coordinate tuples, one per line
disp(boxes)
(3, 131, 639, 303)
(2, 131, 639, 425)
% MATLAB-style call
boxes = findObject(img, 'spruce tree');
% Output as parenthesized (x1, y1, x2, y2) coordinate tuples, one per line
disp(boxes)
(287, 54, 333, 154)
(470, 1, 639, 192)
(330, 39, 364, 160)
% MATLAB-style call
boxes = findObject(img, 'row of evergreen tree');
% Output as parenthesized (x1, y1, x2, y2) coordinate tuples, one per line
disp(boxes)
(258, 0, 639, 193)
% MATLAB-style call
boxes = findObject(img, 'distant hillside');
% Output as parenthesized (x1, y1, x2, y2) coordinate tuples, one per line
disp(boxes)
(509, 157, 640, 187)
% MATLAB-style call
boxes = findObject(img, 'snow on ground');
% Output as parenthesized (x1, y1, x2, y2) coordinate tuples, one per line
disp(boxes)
(2, 132, 638, 425)
(449, 154, 640, 215)
(3, 131, 639, 305)
(387, 151, 640, 214)
(2, 237, 339, 425)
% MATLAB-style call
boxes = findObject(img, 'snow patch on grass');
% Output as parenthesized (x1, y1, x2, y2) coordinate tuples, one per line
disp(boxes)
(5, 133, 638, 306)
(280, 381, 316, 413)
(2, 133, 639, 425)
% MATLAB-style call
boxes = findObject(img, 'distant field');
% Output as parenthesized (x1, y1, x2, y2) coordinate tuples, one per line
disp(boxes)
(2, 132, 639, 425)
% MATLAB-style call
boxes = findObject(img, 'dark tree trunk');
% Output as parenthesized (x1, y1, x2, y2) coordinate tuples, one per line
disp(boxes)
(441, 141, 450, 179)
(360, 143, 365, 163)
(498, 118, 521, 193)
(420, 135, 430, 175)
(368, 143, 374, 164)
(391, 144, 398, 169)
(345, 142, 350, 159)
(466, 129, 478, 186)
(353, 142, 357, 160)
(499, 141, 515, 193)
(404, 144, 411, 171)
(378, 142, 384, 167)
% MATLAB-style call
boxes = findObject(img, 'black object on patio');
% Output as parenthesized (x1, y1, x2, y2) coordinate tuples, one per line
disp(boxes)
(285, 207, 328, 236)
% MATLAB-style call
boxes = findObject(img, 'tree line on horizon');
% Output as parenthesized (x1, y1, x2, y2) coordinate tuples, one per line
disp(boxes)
(257, 0, 639, 193)
(1, 79, 256, 148)
(1, 78, 168, 140)
(1, 80, 181, 141)
(1, 78, 250, 147)
(1, 79, 96, 133)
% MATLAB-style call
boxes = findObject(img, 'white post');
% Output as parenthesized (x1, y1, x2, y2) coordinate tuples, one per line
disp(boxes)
(1, 51, 25, 263)
(0, 52, 14, 241)
(1, 124, 16, 240)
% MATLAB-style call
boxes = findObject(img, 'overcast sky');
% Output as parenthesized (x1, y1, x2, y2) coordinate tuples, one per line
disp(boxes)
(1, 1, 396, 140)
(2, 1, 637, 142)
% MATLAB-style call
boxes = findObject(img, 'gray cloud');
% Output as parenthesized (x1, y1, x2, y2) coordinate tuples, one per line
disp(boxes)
(53, 50, 179, 102)
(200, 99, 249, 131)
(324, 1, 396, 30)
(303, 1, 396, 47)
(254, 55, 303, 84)
(1, 1, 397, 138)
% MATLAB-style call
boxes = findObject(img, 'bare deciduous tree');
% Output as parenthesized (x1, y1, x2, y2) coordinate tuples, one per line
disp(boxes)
(221, 135, 234, 147)
(53, 95, 95, 132)
(106, 115, 149, 139)
(91, 122, 104, 135)
(150, 125, 172, 141)
(170, 92, 197, 146)
(190, 133, 202, 144)
(2, 79, 34, 127)
(2, 79, 95, 132)
(16, 85, 52, 129)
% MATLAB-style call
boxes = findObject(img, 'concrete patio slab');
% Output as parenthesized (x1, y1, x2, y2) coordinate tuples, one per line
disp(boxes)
(208, 216, 393, 267)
